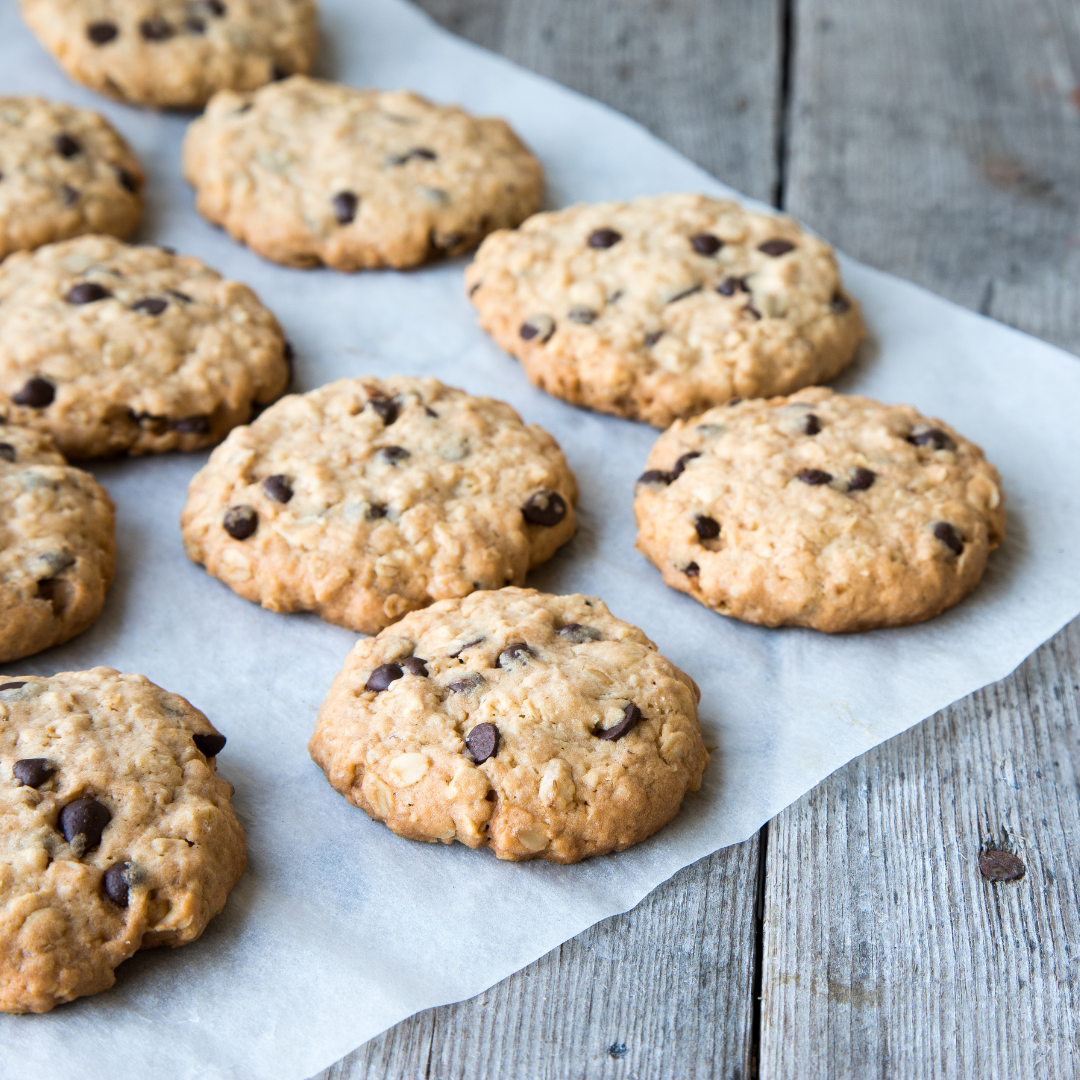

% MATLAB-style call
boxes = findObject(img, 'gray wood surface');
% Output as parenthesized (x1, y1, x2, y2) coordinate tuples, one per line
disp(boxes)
(316, 0, 1080, 1076)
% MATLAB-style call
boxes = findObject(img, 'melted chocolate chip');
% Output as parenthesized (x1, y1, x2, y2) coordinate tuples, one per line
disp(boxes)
(167, 289, 194, 303)
(759, 238, 796, 257)
(690, 233, 722, 255)
(449, 637, 484, 658)
(496, 643, 533, 668)
(223, 505, 257, 539)
(59, 797, 111, 852)
(206, 0, 227, 15)
(519, 315, 555, 343)
(60, 184, 79, 206)
(933, 522, 964, 555)
(0, 682, 27, 691)
(907, 427, 955, 451)
(695, 515, 720, 540)
(831, 292, 851, 314)
(140, 16, 173, 39)
(669, 283, 703, 304)
(332, 191, 358, 224)
(558, 623, 601, 644)
(132, 297, 167, 315)
(644, 330, 665, 347)
(365, 503, 387, 520)
(588, 228, 622, 249)
(87, 21, 119, 44)
(54, 134, 81, 158)
(466, 722, 499, 764)
(12, 378, 55, 408)
(595, 702, 642, 741)
(797, 468, 832, 486)
(684, 562, 700, 577)
(847, 467, 875, 492)
(803, 414, 821, 436)
(117, 168, 138, 193)
(399, 656, 428, 677)
(174, 415, 211, 435)
(67, 282, 110, 305)
(522, 490, 567, 526)
(0, 443, 15, 463)
(744, 302, 762, 320)
(366, 663, 403, 692)
(369, 397, 399, 425)
(193, 732, 226, 757)
(717, 277, 739, 296)
(567, 306, 596, 324)
(671, 451, 701, 479)
(979, 849, 1026, 882)
(103, 862, 131, 906)
(447, 672, 485, 694)
(262, 475, 293, 503)
(13, 759, 53, 787)
(378, 446, 410, 463)
(636, 469, 674, 486)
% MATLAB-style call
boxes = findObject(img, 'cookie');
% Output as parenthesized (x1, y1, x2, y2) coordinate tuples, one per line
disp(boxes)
(309, 588, 708, 863)
(0, 97, 143, 261)
(0, 424, 115, 663)
(633, 387, 1006, 632)
(0, 669, 245, 1013)
(181, 377, 579, 634)
(19, 0, 318, 109)
(466, 193, 865, 428)
(0, 235, 291, 460)
(182, 77, 545, 271)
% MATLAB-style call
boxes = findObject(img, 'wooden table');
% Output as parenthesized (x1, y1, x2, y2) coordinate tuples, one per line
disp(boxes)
(315, 2, 1080, 1075)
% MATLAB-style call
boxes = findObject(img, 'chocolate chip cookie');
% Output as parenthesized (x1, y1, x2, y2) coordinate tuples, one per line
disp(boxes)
(466, 193, 865, 428)
(0, 424, 115, 663)
(0, 235, 291, 460)
(309, 588, 708, 863)
(0, 668, 245, 1013)
(182, 77, 544, 270)
(0, 97, 143, 260)
(634, 387, 1006, 632)
(181, 378, 578, 634)
(19, 0, 318, 109)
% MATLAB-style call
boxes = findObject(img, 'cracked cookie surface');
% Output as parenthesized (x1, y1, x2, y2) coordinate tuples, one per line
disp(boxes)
(0, 96, 143, 260)
(0, 668, 245, 1013)
(466, 193, 865, 427)
(183, 77, 544, 270)
(0, 235, 290, 460)
(20, 0, 318, 109)
(0, 424, 115, 663)
(181, 378, 578, 634)
(633, 387, 1006, 632)
(309, 588, 709, 863)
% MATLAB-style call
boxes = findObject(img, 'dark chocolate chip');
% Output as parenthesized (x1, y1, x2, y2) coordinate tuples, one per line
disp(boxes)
(366, 663, 403, 692)
(595, 702, 642, 741)
(744, 302, 762, 320)
(728, 398, 743, 406)
(0, 682, 27, 691)
(262, 474, 293, 503)
(466, 722, 499, 764)
(399, 656, 428, 677)
(271, 64, 289, 81)
(447, 672, 485, 693)
(588, 228, 622, 248)
(803, 414, 821, 436)
(140, 16, 174, 40)
(671, 451, 701, 479)
(797, 468, 832, 486)
(668, 283, 702, 303)
(193, 732, 226, 757)
(103, 862, 131, 906)
(185, 16, 207, 33)
(690, 233, 722, 255)
(907, 427, 955, 451)
(174, 415, 211, 434)
(223, 505, 257, 540)
(717, 277, 739, 296)
(558, 623, 601, 644)
(567, 306, 596, 324)
(831, 292, 851, 314)
(522, 490, 567, 526)
(132, 297, 168, 315)
(206, 0, 227, 15)
(59, 797, 111, 852)
(332, 191, 358, 224)
(13, 759, 53, 787)
(12, 378, 55, 408)
(759, 239, 796, 257)
(847, 467, 876, 492)
(117, 168, 138, 193)
(684, 562, 700, 577)
(644, 330, 665, 347)
(378, 445, 410, 463)
(167, 289, 194, 303)
(636, 469, 673, 486)
(933, 522, 964, 555)
(66, 282, 109, 305)
(410, 147, 436, 160)
(0, 443, 15, 463)
(53, 134, 81, 158)
(366, 503, 387, 520)
(979, 849, 1026, 882)
(519, 315, 555, 343)
(60, 184, 79, 206)
(369, 397, 399, 425)
(469, 281, 482, 296)
(449, 637, 484, 658)
(87, 21, 119, 44)
(694, 515, 720, 540)
(496, 643, 533, 668)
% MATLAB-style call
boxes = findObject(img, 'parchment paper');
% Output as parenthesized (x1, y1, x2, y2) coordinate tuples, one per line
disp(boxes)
(2, 1, 1080, 1076)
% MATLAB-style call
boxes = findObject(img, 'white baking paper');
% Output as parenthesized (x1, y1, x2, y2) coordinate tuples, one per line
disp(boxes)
(1, 1, 1079, 1076)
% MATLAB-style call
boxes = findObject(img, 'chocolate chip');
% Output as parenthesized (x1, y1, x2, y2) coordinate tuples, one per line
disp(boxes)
(466, 722, 499, 764)
(636, 469, 673, 486)
(717, 277, 739, 296)
(558, 623, 601, 644)
(519, 315, 555, 343)
(797, 468, 832, 486)
(66, 282, 109, 305)
(54, 134, 81, 158)
(695, 515, 720, 540)
(399, 656, 428, 677)
(132, 297, 167, 315)
(87, 21, 119, 44)
(907, 427, 955, 451)
(378, 446, 409, 463)
(0, 682, 26, 691)
(690, 233, 722, 255)
(206, 0, 227, 15)
(847, 467, 875, 491)
(185, 16, 206, 33)
(933, 522, 964, 555)
(684, 562, 700, 577)
(448, 672, 486, 694)
(803, 414, 821, 436)
(668, 283, 703, 303)
(588, 228, 622, 248)
(174, 415, 211, 434)
(60, 184, 79, 206)
(389, 148, 437, 164)
(103, 862, 131, 906)
(117, 168, 138, 193)
(369, 398, 399, 425)
(469, 281, 482, 296)
(410, 147, 437, 160)
(728, 398, 743, 406)
(759, 239, 796, 257)
(671, 451, 701, 479)
(831, 292, 851, 314)
(0, 443, 15, 463)
(190, 731, 226, 759)
(449, 637, 484, 658)
(12, 378, 55, 408)
(567, 306, 596, 324)
(595, 702, 642, 741)
(332, 191, 358, 224)
(744, 302, 762, 320)
(979, 849, 1026, 882)
(271, 64, 290, 81)
(644, 330, 665, 347)
(496, 643, 533, 668)
(166, 289, 194, 303)
(522, 490, 567, 526)
(13, 759, 53, 787)
(223, 505, 257, 539)
(59, 797, 110, 852)
(140, 17, 174, 39)
(365, 504, 387, 520)
(262, 475, 293, 503)
(366, 663, 403, 692)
